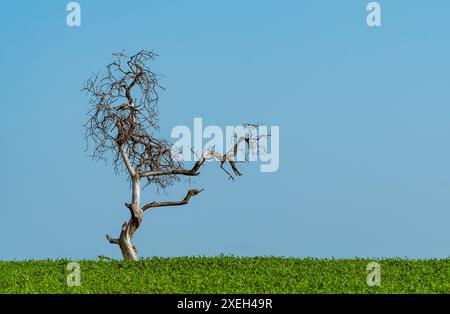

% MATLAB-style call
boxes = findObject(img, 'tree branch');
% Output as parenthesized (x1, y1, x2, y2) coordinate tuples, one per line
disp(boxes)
(106, 234, 119, 245)
(139, 132, 254, 181)
(142, 189, 204, 211)
(118, 144, 136, 177)
(125, 71, 143, 105)
(140, 158, 205, 178)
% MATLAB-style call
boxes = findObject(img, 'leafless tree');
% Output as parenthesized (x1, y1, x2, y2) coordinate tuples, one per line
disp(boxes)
(83, 50, 265, 260)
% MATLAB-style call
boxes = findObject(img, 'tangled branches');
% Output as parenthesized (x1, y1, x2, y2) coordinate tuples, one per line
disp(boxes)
(83, 50, 181, 188)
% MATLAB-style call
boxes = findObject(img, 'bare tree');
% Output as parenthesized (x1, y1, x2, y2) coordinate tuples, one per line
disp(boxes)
(83, 50, 264, 260)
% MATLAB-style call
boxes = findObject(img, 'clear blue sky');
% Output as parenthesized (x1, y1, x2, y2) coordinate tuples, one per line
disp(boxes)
(1, 1, 450, 260)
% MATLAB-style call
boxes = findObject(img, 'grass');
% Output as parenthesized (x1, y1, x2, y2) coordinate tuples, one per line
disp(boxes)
(1, 257, 450, 293)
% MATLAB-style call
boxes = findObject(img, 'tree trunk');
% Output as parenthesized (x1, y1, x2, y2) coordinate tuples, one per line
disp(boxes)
(118, 176, 142, 260)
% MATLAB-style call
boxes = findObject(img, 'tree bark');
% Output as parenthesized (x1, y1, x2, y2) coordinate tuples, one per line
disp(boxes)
(117, 176, 142, 260)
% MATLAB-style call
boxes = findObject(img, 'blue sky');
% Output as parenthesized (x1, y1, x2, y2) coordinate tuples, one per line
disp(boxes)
(1, 1, 450, 260)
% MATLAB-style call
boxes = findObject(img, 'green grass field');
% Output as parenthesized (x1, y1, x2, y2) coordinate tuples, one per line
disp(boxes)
(1, 257, 450, 293)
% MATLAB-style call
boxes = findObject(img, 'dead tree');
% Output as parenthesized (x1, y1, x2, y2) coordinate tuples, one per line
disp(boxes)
(83, 50, 264, 260)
